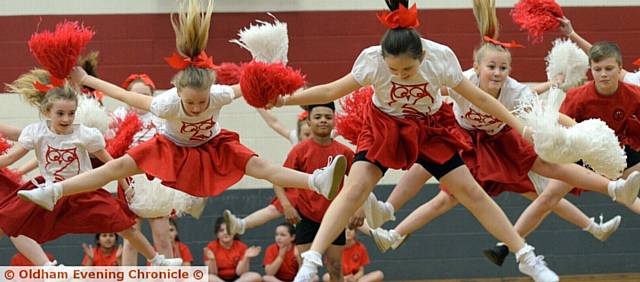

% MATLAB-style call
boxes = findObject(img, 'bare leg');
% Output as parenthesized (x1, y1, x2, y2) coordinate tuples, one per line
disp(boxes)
(386, 164, 432, 210)
(263, 275, 284, 282)
(236, 272, 262, 282)
(60, 155, 142, 196)
(244, 204, 282, 230)
(10, 235, 52, 265)
(358, 271, 384, 282)
(531, 158, 609, 194)
(515, 180, 574, 237)
(245, 157, 313, 189)
(149, 217, 173, 258)
(307, 162, 382, 253)
(394, 190, 458, 236)
(118, 227, 157, 260)
(121, 220, 141, 265)
(519, 192, 591, 235)
(439, 166, 525, 252)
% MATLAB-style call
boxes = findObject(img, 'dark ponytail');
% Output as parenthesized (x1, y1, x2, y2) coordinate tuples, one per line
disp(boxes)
(380, 0, 423, 59)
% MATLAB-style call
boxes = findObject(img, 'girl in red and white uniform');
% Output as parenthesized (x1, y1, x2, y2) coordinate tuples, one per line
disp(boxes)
(368, 0, 634, 263)
(281, 1, 558, 281)
(20, 0, 346, 216)
(0, 21, 181, 266)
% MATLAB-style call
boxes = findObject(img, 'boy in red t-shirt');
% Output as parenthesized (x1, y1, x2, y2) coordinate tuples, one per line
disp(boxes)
(263, 223, 300, 282)
(204, 217, 262, 282)
(323, 228, 383, 282)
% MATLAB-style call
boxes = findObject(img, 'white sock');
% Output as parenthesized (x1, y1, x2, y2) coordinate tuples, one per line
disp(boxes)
(515, 244, 534, 263)
(582, 217, 597, 233)
(149, 253, 163, 263)
(301, 250, 323, 266)
(389, 229, 402, 241)
(607, 180, 622, 201)
(384, 202, 395, 217)
(239, 218, 246, 235)
(307, 174, 317, 192)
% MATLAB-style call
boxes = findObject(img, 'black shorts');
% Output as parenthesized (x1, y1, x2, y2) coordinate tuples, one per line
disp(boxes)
(295, 215, 345, 246)
(354, 151, 465, 180)
(625, 145, 640, 168)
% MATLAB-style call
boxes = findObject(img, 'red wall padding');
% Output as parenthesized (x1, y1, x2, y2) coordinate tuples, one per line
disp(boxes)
(0, 7, 639, 89)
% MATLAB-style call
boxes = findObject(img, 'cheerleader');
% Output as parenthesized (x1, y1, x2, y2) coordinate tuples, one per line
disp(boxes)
(19, 0, 346, 213)
(277, 1, 558, 281)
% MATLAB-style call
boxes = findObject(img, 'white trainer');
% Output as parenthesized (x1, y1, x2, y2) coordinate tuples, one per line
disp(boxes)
(18, 182, 62, 211)
(363, 194, 396, 229)
(589, 215, 622, 242)
(149, 254, 183, 266)
(370, 228, 405, 253)
(613, 171, 640, 206)
(310, 155, 346, 200)
(223, 209, 245, 235)
(293, 251, 322, 282)
(517, 245, 559, 282)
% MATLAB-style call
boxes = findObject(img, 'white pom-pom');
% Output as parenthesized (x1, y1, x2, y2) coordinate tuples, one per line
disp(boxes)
(75, 95, 109, 134)
(568, 119, 626, 179)
(518, 88, 626, 179)
(545, 38, 589, 89)
(127, 174, 207, 218)
(230, 14, 288, 64)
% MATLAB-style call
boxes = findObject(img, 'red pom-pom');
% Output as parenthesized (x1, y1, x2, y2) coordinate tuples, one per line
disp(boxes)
(240, 61, 306, 108)
(0, 134, 11, 155)
(510, 0, 564, 44)
(633, 58, 640, 67)
(335, 86, 374, 145)
(214, 63, 242, 85)
(28, 21, 95, 80)
(106, 112, 143, 158)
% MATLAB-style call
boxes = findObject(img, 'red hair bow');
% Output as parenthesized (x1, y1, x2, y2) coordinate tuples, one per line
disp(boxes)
(297, 111, 308, 121)
(483, 36, 525, 49)
(633, 58, 640, 67)
(164, 51, 215, 70)
(33, 76, 65, 92)
(377, 3, 420, 29)
(122, 73, 157, 90)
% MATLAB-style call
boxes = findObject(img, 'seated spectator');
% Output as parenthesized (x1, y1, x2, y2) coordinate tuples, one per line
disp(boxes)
(323, 228, 383, 282)
(204, 217, 262, 282)
(82, 233, 121, 266)
(263, 223, 299, 282)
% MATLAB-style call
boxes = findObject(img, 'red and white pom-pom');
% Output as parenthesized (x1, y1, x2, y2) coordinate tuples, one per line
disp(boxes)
(240, 61, 306, 108)
(336, 86, 374, 145)
(28, 21, 95, 79)
(511, 0, 564, 44)
(0, 134, 11, 155)
(230, 14, 288, 64)
(106, 112, 142, 158)
(214, 62, 241, 85)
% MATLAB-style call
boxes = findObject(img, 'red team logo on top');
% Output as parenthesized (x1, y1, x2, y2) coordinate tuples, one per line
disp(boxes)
(387, 81, 433, 117)
(180, 117, 216, 141)
(464, 108, 502, 129)
(44, 145, 80, 181)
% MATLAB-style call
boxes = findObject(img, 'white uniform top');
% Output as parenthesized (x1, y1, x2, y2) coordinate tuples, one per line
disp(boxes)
(19, 121, 105, 182)
(623, 71, 640, 85)
(350, 38, 465, 117)
(150, 85, 235, 147)
(449, 69, 535, 135)
(111, 107, 161, 148)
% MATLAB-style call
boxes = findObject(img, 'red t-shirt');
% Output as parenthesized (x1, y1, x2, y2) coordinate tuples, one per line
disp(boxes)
(10, 252, 55, 266)
(342, 242, 369, 276)
(82, 248, 119, 266)
(285, 139, 354, 222)
(561, 81, 640, 149)
(204, 240, 247, 279)
(263, 243, 299, 281)
(175, 241, 193, 263)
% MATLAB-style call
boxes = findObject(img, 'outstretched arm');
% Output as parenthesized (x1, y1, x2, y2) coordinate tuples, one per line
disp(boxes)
(256, 109, 292, 140)
(454, 78, 525, 135)
(284, 74, 361, 106)
(71, 67, 153, 112)
(0, 145, 29, 168)
(0, 124, 21, 141)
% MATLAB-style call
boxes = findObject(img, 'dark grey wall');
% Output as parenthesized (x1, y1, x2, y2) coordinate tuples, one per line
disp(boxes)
(1, 184, 638, 280)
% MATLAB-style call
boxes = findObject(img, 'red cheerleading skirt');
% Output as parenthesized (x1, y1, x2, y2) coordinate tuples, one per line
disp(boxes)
(0, 176, 136, 244)
(356, 101, 471, 170)
(127, 129, 257, 198)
